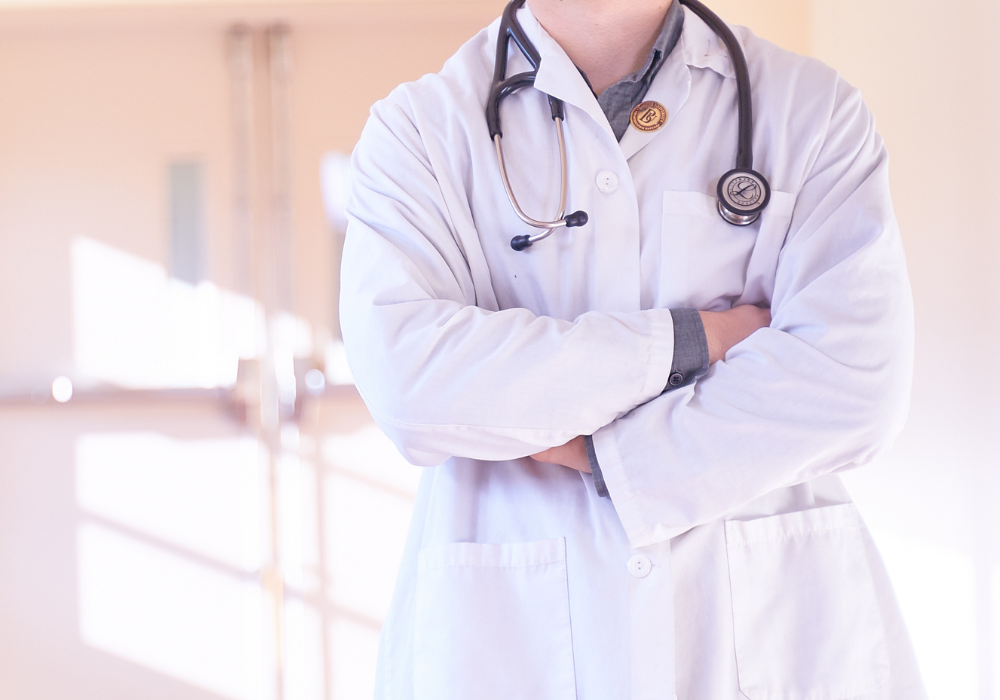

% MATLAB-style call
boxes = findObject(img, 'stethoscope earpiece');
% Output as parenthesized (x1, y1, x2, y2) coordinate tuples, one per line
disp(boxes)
(716, 168, 771, 226)
(510, 235, 533, 251)
(510, 210, 588, 251)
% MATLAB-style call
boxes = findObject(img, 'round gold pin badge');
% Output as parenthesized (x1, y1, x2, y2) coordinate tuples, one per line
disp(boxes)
(629, 101, 668, 132)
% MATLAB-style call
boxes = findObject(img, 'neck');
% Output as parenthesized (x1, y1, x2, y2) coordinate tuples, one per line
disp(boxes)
(526, 0, 673, 95)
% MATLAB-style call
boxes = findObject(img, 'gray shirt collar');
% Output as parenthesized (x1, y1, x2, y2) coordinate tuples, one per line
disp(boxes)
(587, 0, 685, 141)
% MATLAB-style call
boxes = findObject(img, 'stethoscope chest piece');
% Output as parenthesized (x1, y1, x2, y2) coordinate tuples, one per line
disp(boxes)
(717, 167, 771, 226)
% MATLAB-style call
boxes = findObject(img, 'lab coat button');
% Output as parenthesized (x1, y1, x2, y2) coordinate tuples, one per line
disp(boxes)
(596, 170, 619, 193)
(627, 553, 651, 578)
(668, 371, 684, 386)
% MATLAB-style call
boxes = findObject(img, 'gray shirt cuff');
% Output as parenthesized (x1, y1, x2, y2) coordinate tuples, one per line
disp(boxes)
(584, 434, 609, 498)
(585, 309, 709, 499)
(665, 308, 709, 390)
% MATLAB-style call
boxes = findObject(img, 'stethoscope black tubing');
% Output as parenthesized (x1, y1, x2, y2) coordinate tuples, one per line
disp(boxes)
(486, 0, 755, 173)
(677, 0, 754, 171)
(486, 0, 564, 140)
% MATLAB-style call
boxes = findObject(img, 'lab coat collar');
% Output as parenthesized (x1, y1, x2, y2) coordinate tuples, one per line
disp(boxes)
(519, 5, 616, 140)
(618, 6, 737, 159)
(618, 34, 691, 160)
(679, 4, 737, 80)
(512, 3, 737, 147)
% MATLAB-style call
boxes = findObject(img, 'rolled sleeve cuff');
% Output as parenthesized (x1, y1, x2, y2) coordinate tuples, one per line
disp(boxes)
(664, 308, 709, 391)
(591, 421, 645, 536)
(638, 308, 678, 401)
(584, 434, 609, 498)
(591, 421, 677, 548)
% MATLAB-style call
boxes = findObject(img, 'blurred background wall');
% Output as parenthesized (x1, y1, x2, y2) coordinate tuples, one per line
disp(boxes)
(0, 0, 995, 698)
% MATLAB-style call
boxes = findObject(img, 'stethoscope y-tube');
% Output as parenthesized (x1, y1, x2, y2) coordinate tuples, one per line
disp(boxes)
(487, 0, 589, 251)
(488, 0, 770, 251)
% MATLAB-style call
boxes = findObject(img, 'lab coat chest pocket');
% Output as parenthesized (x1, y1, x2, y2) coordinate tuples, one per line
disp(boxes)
(658, 191, 795, 309)
(725, 504, 890, 700)
(413, 538, 577, 700)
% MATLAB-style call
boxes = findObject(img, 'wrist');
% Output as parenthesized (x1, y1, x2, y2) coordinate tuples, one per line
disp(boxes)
(698, 310, 724, 364)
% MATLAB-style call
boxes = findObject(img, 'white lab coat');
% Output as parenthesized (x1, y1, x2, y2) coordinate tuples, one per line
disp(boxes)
(341, 5, 927, 700)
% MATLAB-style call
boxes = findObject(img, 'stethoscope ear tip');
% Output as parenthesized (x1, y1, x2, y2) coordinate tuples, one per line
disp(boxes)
(564, 211, 588, 228)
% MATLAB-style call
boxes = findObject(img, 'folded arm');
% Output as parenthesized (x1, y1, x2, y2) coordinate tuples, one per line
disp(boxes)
(531, 305, 772, 473)
(586, 83, 914, 546)
(341, 99, 683, 466)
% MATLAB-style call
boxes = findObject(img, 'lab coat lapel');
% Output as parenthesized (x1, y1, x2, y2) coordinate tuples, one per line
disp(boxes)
(681, 5, 738, 81)
(618, 48, 692, 161)
(619, 6, 736, 161)
(517, 6, 616, 140)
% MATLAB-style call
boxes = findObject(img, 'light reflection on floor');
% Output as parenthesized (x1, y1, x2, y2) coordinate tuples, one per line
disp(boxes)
(328, 616, 381, 700)
(62, 392, 420, 700)
(76, 433, 261, 572)
(2, 392, 995, 698)
(77, 520, 268, 700)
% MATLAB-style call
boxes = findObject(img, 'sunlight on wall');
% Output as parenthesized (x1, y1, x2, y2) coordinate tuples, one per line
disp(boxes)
(271, 312, 317, 410)
(875, 532, 978, 699)
(77, 522, 267, 700)
(71, 237, 257, 389)
(320, 151, 352, 235)
(324, 340, 354, 386)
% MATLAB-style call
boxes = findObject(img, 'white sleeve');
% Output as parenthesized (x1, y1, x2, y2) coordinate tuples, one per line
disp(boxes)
(340, 98, 676, 467)
(592, 82, 915, 547)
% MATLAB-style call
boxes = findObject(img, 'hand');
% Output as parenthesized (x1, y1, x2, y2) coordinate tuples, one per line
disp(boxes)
(531, 436, 591, 473)
(699, 305, 771, 364)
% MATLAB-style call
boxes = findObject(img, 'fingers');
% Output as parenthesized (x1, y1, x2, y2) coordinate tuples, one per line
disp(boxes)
(728, 304, 771, 346)
(740, 304, 771, 330)
(529, 436, 591, 473)
(530, 447, 553, 462)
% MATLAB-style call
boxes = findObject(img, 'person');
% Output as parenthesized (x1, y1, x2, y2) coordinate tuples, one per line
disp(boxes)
(340, 0, 927, 697)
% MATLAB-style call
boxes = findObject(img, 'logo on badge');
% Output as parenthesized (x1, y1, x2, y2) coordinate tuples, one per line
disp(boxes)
(629, 101, 667, 132)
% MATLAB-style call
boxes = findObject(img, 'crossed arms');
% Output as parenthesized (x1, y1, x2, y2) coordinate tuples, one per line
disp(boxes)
(532, 305, 772, 473)
(340, 84, 913, 546)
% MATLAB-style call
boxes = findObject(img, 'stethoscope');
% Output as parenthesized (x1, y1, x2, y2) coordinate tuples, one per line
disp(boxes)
(486, 0, 771, 251)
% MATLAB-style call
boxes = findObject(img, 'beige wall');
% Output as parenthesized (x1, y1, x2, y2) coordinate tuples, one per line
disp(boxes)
(0, 2, 503, 393)
(810, 2, 1000, 697)
(1, 1, 997, 698)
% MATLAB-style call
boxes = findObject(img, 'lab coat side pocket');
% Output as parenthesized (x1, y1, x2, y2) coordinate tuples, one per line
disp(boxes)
(413, 538, 577, 700)
(725, 503, 890, 700)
